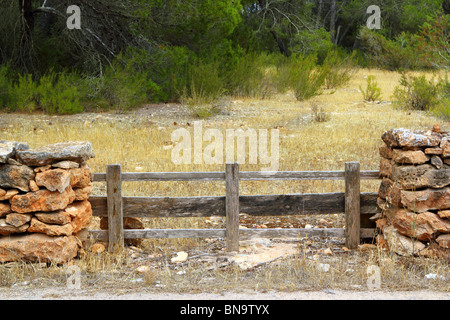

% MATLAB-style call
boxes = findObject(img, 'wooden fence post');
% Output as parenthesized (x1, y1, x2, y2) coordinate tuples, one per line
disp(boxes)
(226, 163, 240, 252)
(106, 164, 124, 252)
(345, 162, 361, 249)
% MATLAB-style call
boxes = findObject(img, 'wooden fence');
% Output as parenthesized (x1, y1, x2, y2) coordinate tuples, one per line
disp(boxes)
(88, 162, 381, 252)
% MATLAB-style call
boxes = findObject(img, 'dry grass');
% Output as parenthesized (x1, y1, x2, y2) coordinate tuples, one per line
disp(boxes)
(0, 68, 449, 293)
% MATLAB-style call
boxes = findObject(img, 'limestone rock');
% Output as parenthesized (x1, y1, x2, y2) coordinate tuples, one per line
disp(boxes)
(441, 136, 450, 158)
(0, 164, 35, 192)
(34, 165, 51, 173)
(35, 210, 72, 225)
(379, 144, 393, 159)
(69, 164, 92, 189)
(0, 189, 19, 201)
(73, 185, 91, 201)
(35, 168, 71, 193)
(90, 243, 106, 253)
(383, 225, 425, 256)
(0, 218, 29, 235)
(28, 217, 74, 236)
(392, 149, 429, 165)
(400, 187, 450, 213)
(392, 210, 450, 241)
(437, 210, 450, 218)
(0, 141, 29, 164)
(382, 128, 442, 148)
(430, 155, 444, 169)
(0, 202, 11, 217)
(5, 213, 32, 227)
(424, 147, 442, 155)
(10, 186, 75, 213)
(52, 160, 80, 169)
(392, 164, 450, 189)
(171, 251, 188, 263)
(378, 178, 393, 200)
(29, 180, 39, 192)
(16, 141, 95, 166)
(0, 233, 80, 264)
(65, 200, 92, 233)
(379, 157, 393, 178)
(436, 234, 450, 249)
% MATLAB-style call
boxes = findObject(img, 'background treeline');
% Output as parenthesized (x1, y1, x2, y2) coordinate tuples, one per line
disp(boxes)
(0, 0, 448, 114)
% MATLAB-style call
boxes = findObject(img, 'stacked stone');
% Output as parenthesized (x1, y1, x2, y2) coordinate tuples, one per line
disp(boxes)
(0, 141, 95, 264)
(375, 125, 450, 258)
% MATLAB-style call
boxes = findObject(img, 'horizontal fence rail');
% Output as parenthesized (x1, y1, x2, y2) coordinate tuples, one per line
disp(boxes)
(92, 170, 381, 182)
(89, 163, 381, 252)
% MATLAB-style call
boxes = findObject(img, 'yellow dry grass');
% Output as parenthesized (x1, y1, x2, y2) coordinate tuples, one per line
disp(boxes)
(0, 68, 449, 292)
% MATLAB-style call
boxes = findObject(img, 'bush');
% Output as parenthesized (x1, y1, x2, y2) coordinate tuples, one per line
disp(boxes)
(225, 52, 274, 99)
(8, 72, 84, 114)
(180, 60, 226, 118)
(360, 75, 382, 102)
(10, 73, 40, 112)
(38, 73, 84, 114)
(322, 50, 357, 90)
(392, 73, 439, 110)
(291, 55, 327, 101)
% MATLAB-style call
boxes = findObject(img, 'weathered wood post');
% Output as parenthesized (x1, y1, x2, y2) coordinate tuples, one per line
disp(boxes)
(345, 162, 361, 249)
(106, 164, 124, 252)
(226, 163, 240, 252)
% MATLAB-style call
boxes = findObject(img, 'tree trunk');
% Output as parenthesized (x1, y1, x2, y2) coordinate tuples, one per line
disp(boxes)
(329, 0, 336, 44)
(271, 30, 290, 57)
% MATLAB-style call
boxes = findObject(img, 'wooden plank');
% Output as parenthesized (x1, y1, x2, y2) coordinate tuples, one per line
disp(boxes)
(360, 171, 381, 180)
(106, 164, 124, 252)
(89, 229, 226, 241)
(345, 162, 361, 249)
(239, 171, 345, 180)
(226, 163, 240, 252)
(90, 192, 379, 218)
(240, 228, 345, 239)
(92, 170, 381, 182)
(88, 227, 376, 241)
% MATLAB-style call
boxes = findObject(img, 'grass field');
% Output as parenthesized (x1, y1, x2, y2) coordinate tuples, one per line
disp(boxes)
(0, 68, 449, 293)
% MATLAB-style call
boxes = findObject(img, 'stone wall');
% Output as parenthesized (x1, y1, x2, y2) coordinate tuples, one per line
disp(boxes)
(0, 141, 94, 264)
(375, 125, 450, 258)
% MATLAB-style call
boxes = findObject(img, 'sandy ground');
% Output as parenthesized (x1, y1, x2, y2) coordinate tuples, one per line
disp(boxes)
(0, 286, 448, 300)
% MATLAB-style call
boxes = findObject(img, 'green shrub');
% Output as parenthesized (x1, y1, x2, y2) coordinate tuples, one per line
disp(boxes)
(10, 73, 40, 112)
(37, 73, 84, 114)
(292, 55, 327, 101)
(392, 73, 439, 110)
(88, 51, 163, 111)
(430, 74, 450, 120)
(180, 60, 226, 118)
(360, 75, 383, 102)
(224, 52, 280, 99)
(322, 50, 356, 90)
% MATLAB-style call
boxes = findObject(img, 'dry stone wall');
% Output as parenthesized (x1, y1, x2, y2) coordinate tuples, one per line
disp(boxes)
(375, 125, 450, 258)
(0, 141, 94, 264)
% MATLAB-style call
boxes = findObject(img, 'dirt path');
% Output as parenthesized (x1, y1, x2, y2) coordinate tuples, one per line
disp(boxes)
(0, 287, 448, 300)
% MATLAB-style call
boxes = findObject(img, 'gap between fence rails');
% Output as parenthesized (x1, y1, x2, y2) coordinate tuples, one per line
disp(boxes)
(89, 162, 380, 252)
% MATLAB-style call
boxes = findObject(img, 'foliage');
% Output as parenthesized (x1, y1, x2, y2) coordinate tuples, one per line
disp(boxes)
(322, 50, 357, 89)
(360, 75, 383, 102)
(392, 73, 446, 111)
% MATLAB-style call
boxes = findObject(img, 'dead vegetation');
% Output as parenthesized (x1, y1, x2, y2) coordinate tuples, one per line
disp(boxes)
(0, 68, 449, 293)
